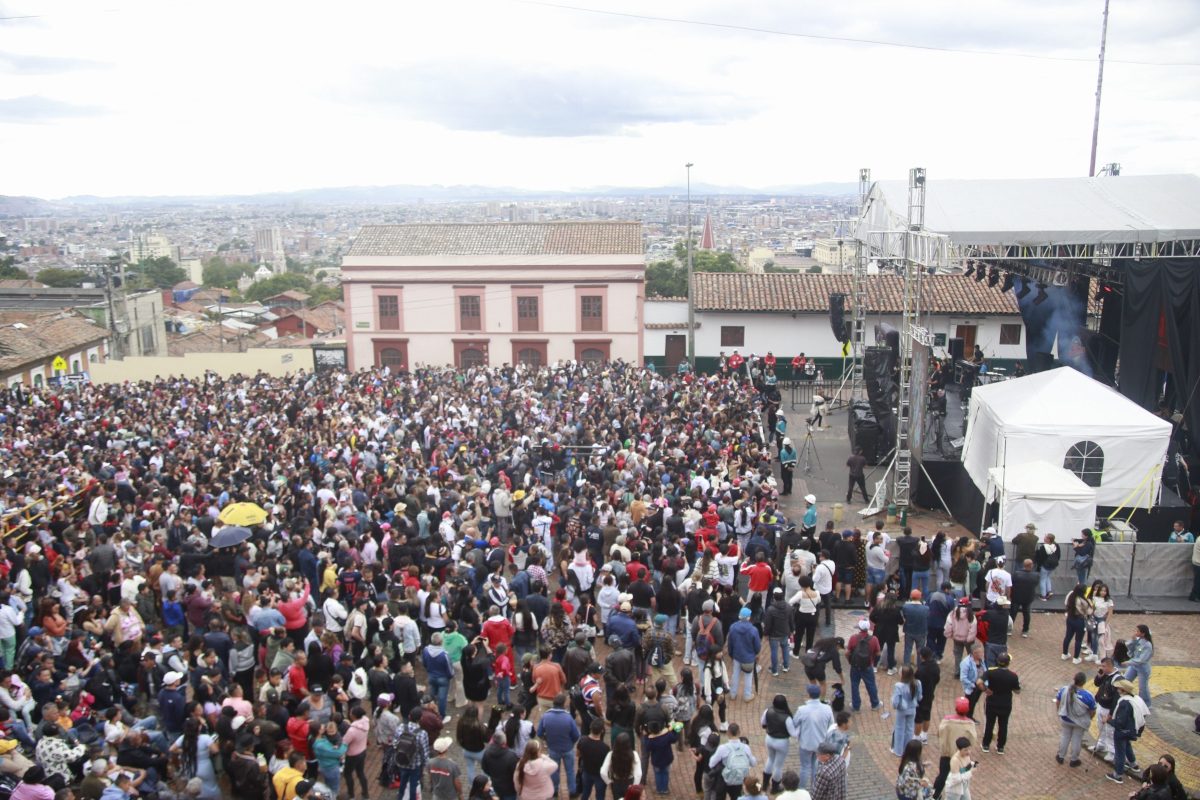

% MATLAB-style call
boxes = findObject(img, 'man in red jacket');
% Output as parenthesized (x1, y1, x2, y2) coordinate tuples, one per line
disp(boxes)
(846, 619, 883, 712)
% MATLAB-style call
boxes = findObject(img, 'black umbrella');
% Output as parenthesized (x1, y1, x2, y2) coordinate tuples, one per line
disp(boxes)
(209, 525, 252, 549)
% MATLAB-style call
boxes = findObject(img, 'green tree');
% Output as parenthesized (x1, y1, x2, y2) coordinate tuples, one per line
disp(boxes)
(285, 256, 307, 274)
(763, 260, 799, 273)
(242, 273, 312, 303)
(36, 268, 89, 287)
(646, 260, 688, 298)
(306, 284, 343, 306)
(0, 256, 24, 280)
(202, 257, 254, 289)
(129, 256, 187, 289)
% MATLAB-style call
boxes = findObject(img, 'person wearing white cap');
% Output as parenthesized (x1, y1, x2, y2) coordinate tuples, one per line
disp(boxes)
(845, 619, 883, 713)
(801, 495, 818, 537)
(779, 438, 797, 495)
(983, 556, 1012, 606)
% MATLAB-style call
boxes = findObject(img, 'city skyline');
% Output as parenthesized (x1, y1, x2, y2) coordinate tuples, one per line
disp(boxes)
(2, 0, 1199, 197)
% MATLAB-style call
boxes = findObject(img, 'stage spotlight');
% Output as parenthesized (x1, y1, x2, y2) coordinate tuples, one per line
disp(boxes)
(987, 267, 1001, 288)
(1001, 273, 1014, 293)
(964, 264, 975, 278)
(1095, 283, 1112, 301)
(1033, 282, 1049, 305)
(1015, 279, 1032, 300)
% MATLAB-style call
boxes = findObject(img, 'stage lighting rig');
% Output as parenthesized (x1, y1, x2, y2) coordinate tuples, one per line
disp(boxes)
(987, 267, 1001, 288)
(974, 265, 987, 282)
(964, 263, 975, 278)
(1033, 282, 1049, 305)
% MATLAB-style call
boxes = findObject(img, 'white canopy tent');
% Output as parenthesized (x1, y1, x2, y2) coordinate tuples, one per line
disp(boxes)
(962, 368, 1172, 508)
(986, 462, 1097, 542)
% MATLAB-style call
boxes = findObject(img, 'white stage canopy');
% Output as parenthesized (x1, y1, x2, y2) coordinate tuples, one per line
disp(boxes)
(855, 174, 1200, 247)
(962, 368, 1172, 508)
(986, 461, 1096, 543)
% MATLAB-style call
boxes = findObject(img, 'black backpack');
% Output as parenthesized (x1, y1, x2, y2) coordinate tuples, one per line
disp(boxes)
(390, 729, 421, 771)
(849, 635, 873, 670)
(647, 640, 667, 668)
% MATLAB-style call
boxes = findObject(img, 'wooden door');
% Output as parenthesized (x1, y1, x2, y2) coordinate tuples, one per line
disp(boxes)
(955, 325, 977, 355)
(665, 335, 686, 370)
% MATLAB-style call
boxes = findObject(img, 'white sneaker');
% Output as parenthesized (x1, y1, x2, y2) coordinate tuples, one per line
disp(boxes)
(886, 668, 897, 676)
(1021, 633, 1029, 638)
(917, 733, 928, 743)
(1072, 657, 1082, 664)
(718, 722, 729, 732)
(1061, 654, 1070, 660)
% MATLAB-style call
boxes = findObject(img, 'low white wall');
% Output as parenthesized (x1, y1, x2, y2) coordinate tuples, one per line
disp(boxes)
(88, 348, 314, 382)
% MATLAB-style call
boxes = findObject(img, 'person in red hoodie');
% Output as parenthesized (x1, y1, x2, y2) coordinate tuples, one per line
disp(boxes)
(287, 651, 310, 701)
(493, 643, 516, 706)
(278, 579, 311, 649)
(481, 606, 515, 652)
(286, 702, 313, 762)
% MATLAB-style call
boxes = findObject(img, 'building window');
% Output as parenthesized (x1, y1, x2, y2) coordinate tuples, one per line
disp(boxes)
(999, 323, 1022, 345)
(580, 348, 605, 364)
(517, 296, 539, 332)
(459, 295, 481, 331)
(720, 326, 745, 347)
(378, 295, 399, 330)
(140, 326, 156, 353)
(580, 296, 603, 331)
(71, 359, 81, 372)
(517, 347, 543, 367)
(379, 347, 405, 369)
(459, 347, 486, 368)
(89, 353, 98, 363)
(33, 374, 43, 388)
(1064, 440, 1104, 487)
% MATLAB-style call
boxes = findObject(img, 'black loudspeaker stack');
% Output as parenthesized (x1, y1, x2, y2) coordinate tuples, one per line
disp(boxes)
(829, 293, 850, 343)
(948, 337, 965, 360)
(864, 345, 897, 423)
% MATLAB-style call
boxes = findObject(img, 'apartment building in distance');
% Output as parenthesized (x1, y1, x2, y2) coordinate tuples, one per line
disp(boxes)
(341, 222, 644, 370)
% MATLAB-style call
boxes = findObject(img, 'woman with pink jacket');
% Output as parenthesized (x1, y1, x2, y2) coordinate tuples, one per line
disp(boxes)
(943, 598, 978, 665)
(514, 740, 557, 800)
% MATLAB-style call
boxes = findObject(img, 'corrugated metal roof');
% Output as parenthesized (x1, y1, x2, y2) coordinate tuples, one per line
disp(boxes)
(347, 222, 643, 257)
(693, 273, 1022, 315)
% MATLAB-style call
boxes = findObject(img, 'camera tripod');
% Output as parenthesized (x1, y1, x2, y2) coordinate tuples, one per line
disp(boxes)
(799, 426, 822, 475)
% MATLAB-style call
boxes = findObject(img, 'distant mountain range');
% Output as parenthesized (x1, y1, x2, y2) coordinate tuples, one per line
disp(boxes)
(0, 181, 857, 213)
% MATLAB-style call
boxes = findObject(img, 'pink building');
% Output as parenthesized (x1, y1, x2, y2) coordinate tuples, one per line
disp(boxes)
(342, 222, 644, 370)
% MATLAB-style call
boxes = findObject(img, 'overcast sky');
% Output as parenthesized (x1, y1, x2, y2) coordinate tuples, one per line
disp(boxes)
(2, 0, 1198, 198)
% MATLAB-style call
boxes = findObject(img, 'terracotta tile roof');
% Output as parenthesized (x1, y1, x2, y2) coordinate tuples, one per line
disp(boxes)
(645, 322, 699, 329)
(693, 273, 1021, 315)
(0, 279, 47, 289)
(167, 327, 271, 356)
(276, 306, 340, 334)
(0, 312, 107, 373)
(347, 222, 643, 257)
(267, 290, 311, 302)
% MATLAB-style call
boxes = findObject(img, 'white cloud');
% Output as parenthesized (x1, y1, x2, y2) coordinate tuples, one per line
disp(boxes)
(0, 0, 1197, 197)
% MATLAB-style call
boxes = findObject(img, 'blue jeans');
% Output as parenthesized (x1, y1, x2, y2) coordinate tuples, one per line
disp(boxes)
(664, 615, 679, 635)
(849, 665, 880, 710)
(321, 769, 341, 796)
(768, 638, 790, 673)
(1039, 567, 1054, 598)
(549, 748, 577, 795)
(428, 674, 450, 717)
(984, 642, 1006, 668)
(653, 764, 671, 792)
(911, 570, 930, 600)
(496, 676, 511, 706)
(764, 735, 789, 781)
(463, 748, 484, 782)
(730, 662, 755, 700)
(579, 770, 606, 800)
(798, 747, 818, 788)
(903, 634, 925, 666)
(1112, 730, 1136, 776)
(1125, 662, 1152, 707)
(396, 768, 421, 800)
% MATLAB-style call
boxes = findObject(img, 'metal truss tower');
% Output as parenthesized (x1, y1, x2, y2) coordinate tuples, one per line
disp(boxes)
(850, 169, 871, 402)
(894, 167, 927, 510)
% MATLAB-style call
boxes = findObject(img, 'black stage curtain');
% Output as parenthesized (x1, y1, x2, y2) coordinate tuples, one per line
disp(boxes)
(1118, 259, 1200, 453)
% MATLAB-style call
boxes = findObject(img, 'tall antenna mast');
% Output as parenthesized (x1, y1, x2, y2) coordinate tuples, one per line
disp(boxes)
(1088, 0, 1111, 177)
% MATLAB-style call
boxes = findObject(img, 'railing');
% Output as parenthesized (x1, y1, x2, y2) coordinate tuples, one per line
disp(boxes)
(784, 379, 850, 413)
(0, 480, 97, 541)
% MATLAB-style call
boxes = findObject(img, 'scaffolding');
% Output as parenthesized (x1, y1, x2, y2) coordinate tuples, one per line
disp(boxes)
(849, 168, 871, 403)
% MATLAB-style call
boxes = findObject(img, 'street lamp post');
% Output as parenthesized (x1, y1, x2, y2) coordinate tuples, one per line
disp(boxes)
(685, 162, 695, 364)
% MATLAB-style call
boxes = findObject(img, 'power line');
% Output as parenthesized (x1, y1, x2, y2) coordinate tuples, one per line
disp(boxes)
(512, 0, 1200, 68)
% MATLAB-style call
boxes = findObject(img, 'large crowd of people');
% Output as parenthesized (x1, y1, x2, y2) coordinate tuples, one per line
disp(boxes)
(0, 359, 1188, 800)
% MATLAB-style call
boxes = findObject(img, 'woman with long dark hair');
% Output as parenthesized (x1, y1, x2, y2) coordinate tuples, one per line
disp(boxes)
(895, 738, 932, 800)
(469, 773, 499, 800)
(512, 600, 540, 665)
(599, 732, 642, 800)
(870, 591, 903, 674)
(606, 684, 636, 746)
(456, 703, 489, 782)
(1062, 584, 1093, 664)
(1055, 670, 1097, 767)
(169, 717, 220, 799)
(761, 694, 792, 792)
(943, 599, 977, 666)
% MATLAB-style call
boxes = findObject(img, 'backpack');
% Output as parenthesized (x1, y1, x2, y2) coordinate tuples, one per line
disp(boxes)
(647, 639, 667, 668)
(1094, 677, 1117, 709)
(849, 635, 873, 670)
(390, 729, 420, 771)
(673, 686, 696, 722)
(721, 743, 751, 785)
(695, 617, 718, 661)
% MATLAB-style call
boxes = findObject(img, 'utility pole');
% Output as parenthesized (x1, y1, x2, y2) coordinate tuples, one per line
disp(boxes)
(685, 162, 695, 364)
(103, 259, 123, 360)
(1089, 0, 1111, 177)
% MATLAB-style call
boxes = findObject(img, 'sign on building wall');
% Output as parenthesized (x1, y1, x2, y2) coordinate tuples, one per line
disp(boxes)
(312, 345, 348, 375)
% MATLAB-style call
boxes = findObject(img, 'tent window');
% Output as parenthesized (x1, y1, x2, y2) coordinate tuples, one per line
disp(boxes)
(1064, 440, 1104, 487)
